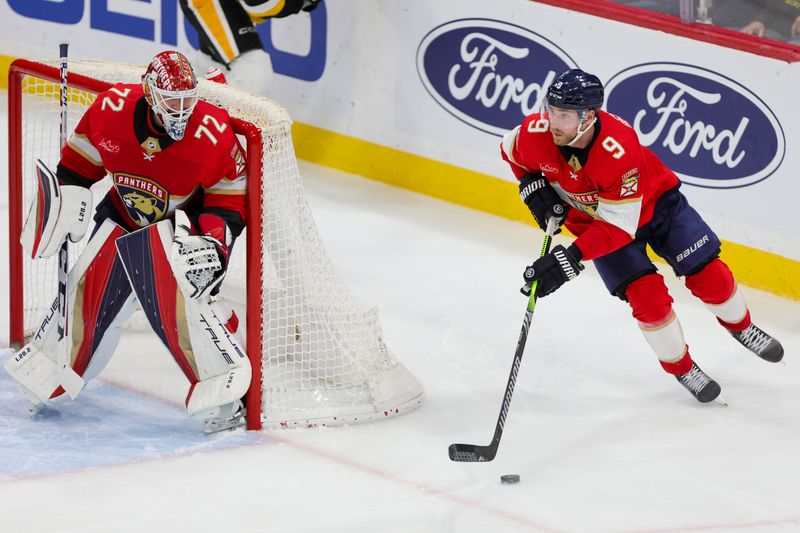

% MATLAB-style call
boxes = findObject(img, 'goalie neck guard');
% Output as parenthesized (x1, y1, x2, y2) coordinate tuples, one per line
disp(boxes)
(142, 51, 199, 141)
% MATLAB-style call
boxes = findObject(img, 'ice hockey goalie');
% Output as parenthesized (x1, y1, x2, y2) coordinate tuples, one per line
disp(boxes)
(5, 50, 251, 433)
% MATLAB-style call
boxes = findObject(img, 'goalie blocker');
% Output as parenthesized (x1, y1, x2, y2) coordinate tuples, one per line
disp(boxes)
(20, 159, 92, 260)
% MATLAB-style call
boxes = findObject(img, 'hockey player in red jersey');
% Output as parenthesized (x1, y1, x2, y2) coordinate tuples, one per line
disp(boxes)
(501, 69, 783, 403)
(6, 51, 251, 432)
(180, 0, 323, 95)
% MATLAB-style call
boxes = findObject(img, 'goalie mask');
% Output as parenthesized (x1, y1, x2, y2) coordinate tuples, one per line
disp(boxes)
(142, 51, 199, 141)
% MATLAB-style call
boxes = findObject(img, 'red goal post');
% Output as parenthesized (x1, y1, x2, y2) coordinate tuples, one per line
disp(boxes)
(7, 58, 424, 430)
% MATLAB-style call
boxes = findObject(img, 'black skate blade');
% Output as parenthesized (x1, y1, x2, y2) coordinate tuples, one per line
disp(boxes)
(448, 443, 497, 462)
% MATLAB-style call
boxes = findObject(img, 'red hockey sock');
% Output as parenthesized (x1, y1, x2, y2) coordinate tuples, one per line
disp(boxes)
(718, 310, 751, 333)
(659, 350, 693, 376)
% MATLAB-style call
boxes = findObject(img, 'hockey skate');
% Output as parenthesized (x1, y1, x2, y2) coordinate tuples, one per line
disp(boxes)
(730, 324, 784, 363)
(202, 400, 246, 435)
(676, 362, 721, 403)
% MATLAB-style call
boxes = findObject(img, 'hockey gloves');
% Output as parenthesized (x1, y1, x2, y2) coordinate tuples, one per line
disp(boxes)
(21, 160, 92, 259)
(522, 244, 584, 298)
(519, 172, 569, 234)
(172, 211, 230, 300)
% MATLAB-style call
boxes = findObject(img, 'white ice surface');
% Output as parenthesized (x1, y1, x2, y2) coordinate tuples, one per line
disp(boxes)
(1, 90, 800, 532)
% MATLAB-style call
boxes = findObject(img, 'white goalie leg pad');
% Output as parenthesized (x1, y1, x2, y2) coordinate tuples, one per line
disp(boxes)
(183, 299, 252, 417)
(5, 220, 130, 403)
(116, 219, 251, 418)
(5, 284, 71, 403)
(20, 160, 92, 259)
(4, 341, 63, 404)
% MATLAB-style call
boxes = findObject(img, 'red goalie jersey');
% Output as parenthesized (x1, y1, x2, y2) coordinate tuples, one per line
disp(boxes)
(501, 110, 680, 261)
(58, 83, 247, 237)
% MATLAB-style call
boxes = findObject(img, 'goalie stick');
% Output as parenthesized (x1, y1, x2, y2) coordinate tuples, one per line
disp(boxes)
(448, 217, 558, 462)
(54, 42, 85, 399)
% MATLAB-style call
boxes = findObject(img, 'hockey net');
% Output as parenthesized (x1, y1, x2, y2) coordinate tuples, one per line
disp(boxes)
(7, 59, 424, 429)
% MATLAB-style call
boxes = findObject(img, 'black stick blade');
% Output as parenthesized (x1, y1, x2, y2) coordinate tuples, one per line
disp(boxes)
(448, 443, 497, 462)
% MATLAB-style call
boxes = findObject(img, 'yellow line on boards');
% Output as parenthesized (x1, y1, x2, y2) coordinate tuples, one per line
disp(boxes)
(0, 55, 15, 89)
(292, 122, 532, 224)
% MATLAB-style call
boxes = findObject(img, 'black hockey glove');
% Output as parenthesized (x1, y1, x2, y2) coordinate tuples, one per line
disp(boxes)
(518, 172, 569, 234)
(521, 244, 584, 298)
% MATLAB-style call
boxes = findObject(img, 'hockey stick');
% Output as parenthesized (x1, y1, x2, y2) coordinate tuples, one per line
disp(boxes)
(54, 42, 85, 399)
(448, 217, 558, 462)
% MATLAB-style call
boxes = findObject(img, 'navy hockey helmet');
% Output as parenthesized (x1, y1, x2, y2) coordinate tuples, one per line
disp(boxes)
(546, 69, 604, 111)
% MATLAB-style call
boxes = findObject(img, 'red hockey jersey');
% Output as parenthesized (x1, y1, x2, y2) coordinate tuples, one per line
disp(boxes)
(501, 110, 679, 261)
(59, 83, 246, 233)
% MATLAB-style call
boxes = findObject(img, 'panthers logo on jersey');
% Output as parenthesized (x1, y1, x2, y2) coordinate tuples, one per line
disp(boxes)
(565, 190, 600, 218)
(113, 173, 169, 226)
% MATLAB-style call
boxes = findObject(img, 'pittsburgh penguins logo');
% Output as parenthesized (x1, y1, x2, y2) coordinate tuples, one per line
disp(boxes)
(113, 173, 169, 226)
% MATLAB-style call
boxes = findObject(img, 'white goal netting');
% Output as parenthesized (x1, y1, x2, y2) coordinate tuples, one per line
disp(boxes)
(9, 59, 424, 428)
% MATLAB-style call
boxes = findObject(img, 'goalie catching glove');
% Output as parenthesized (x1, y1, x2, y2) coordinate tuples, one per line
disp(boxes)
(522, 244, 585, 298)
(20, 160, 92, 259)
(172, 210, 232, 300)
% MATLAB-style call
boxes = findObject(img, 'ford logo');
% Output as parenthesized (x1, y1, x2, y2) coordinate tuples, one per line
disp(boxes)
(605, 63, 785, 189)
(416, 19, 577, 136)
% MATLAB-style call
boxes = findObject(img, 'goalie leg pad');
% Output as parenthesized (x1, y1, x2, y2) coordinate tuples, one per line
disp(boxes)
(4, 343, 63, 404)
(68, 224, 137, 386)
(186, 367, 250, 417)
(5, 220, 135, 402)
(116, 221, 251, 415)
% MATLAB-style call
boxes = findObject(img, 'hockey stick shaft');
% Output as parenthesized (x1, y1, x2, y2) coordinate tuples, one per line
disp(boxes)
(448, 217, 557, 462)
(55, 42, 85, 399)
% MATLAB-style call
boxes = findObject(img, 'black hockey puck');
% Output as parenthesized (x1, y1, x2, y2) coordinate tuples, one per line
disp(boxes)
(500, 474, 520, 484)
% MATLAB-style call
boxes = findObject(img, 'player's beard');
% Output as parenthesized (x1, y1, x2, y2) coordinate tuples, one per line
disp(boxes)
(550, 128, 572, 146)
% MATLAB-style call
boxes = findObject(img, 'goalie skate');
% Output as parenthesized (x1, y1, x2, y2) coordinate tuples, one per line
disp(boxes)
(203, 401, 246, 434)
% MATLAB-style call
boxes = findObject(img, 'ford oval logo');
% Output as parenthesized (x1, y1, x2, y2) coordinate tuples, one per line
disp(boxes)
(416, 19, 577, 136)
(605, 63, 785, 189)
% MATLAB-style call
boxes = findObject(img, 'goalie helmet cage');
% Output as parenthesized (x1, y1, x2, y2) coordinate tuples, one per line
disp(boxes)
(7, 58, 424, 430)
